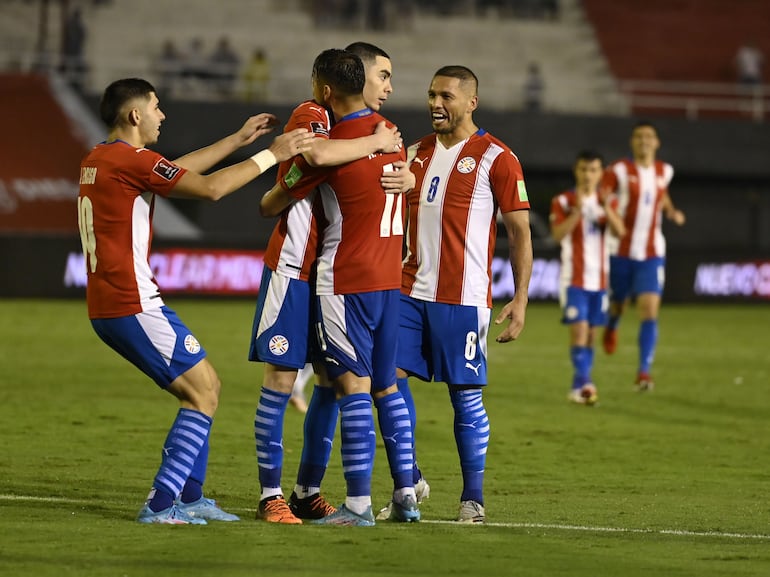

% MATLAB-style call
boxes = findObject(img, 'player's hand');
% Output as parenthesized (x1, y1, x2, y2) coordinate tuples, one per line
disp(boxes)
(494, 298, 527, 343)
(381, 161, 415, 194)
(236, 113, 280, 147)
(269, 128, 314, 163)
(669, 209, 686, 226)
(373, 120, 403, 153)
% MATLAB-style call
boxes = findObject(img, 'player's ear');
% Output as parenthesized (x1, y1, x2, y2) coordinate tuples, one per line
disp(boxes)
(128, 108, 140, 126)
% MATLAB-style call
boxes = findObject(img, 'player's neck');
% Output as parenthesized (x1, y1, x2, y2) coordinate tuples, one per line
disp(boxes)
(634, 155, 655, 168)
(331, 96, 369, 122)
(436, 122, 477, 148)
(107, 128, 144, 148)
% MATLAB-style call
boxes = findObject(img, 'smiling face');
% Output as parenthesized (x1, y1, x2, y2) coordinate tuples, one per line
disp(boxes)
(131, 92, 165, 146)
(427, 75, 478, 145)
(361, 55, 393, 111)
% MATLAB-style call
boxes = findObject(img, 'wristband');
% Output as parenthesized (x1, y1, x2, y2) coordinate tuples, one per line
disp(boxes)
(250, 149, 277, 174)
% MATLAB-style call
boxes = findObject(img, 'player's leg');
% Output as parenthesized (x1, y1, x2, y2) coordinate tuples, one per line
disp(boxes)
(561, 285, 593, 403)
(311, 293, 377, 526)
(371, 290, 419, 522)
(633, 258, 664, 390)
(92, 307, 223, 524)
(289, 363, 314, 413)
(290, 363, 338, 520)
(429, 302, 490, 523)
(604, 255, 631, 354)
(248, 267, 310, 524)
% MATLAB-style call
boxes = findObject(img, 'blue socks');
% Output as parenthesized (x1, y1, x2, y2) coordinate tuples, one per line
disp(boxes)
(449, 388, 488, 505)
(148, 408, 212, 512)
(296, 385, 338, 489)
(338, 393, 375, 498)
(374, 391, 414, 490)
(397, 376, 423, 484)
(180, 436, 208, 504)
(254, 387, 290, 490)
(639, 319, 658, 373)
(570, 345, 592, 389)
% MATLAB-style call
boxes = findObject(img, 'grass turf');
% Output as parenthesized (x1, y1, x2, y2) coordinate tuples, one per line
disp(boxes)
(1, 299, 768, 576)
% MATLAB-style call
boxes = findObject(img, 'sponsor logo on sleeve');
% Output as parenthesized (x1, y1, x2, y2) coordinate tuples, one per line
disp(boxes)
(152, 158, 181, 181)
(310, 121, 329, 137)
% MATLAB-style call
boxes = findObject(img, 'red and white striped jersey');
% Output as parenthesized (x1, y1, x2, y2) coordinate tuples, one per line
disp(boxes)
(316, 110, 406, 294)
(77, 140, 186, 318)
(602, 158, 673, 260)
(550, 190, 610, 291)
(402, 130, 529, 308)
(263, 100, 332, 280)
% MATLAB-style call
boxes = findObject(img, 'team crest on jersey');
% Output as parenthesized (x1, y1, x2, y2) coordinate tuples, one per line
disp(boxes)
(565, 306, 579, 320)
(184, 334, 201, 354)
(269, 335, 290, 356)
(153, 158, 181, 181)
(310, 121, 329, 137)
(456, 156, 476, 174)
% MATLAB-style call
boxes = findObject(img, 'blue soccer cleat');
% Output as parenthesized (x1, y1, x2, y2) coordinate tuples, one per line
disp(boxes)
(137, 503, 207, 525)
(311, 504, 375, 527)
(389, 494, 421, 522)
(176, 497, 240, 522)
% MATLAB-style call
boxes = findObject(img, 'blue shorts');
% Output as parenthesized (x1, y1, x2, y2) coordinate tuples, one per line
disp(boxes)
(609, 256, 665, 302)
(316, 290, 399, 392)
(396, 294, 491, 386)
(249, 266, 315, 369)
(91, 306, 207, 389)
(560, 286, 608, 327)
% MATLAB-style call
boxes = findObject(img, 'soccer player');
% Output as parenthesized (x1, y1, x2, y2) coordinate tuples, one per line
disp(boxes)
(396, 66, 533, 524)
(550, 150, 625, 405)
(249, 48, 404, 524)
(261, 48, 414, 526)
(77, 77, 313, 525)
(601, 121, 686, 391)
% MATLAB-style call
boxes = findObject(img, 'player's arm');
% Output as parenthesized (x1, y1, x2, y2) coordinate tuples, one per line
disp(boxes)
(549, 196, 582, 242)
(494, 209, 533, 343)
(661, 192, 686, 225)
(260, 180, 296, 217)
(173, 113, 281, 173)
(603, 195, 627, 237)
(168, 128, 313, 201)
(303, 121, 401, 167)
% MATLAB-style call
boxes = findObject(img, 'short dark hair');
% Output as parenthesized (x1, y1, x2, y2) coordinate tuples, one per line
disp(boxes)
(99, 78, 156, 128)
(312, 49, 365, 97)
(434, 65, 478, 94)
(575, 149, 604, 165)
(344, 42, 389, 67)
(632, 120, 658, 135)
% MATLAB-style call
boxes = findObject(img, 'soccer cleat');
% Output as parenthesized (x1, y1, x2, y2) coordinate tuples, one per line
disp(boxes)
(137, 503, 207, 525)
(635, 372, 655, 392)
(376, 477, 431, 520)
(456, 500, 485, 524)
(176, 497, 240, 522)
(388, 494, 421, 523)
(580, 383, 599, 406)
(257, 495, 302, 524)
(289, 394, 308, 414)
(568, 389, 586, 404)
(311, 504, 375, 526)
(289, 491, 337, 519)
(602, 327, 618, 354)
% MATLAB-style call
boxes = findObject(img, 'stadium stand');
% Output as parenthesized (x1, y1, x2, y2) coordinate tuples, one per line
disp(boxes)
(582, 0, 770, 120)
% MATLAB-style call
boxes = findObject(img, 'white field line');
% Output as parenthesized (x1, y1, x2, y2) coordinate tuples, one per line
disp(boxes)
(3, 494, 769, 540)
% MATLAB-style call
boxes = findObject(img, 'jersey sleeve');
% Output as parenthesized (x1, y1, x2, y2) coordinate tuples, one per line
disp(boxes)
(549, 193, 570, 225)
(128, 150, 186, 197)
(599, 164, 620, 203)
(279, 155, 328, 200)
(491, 150, 530, 213)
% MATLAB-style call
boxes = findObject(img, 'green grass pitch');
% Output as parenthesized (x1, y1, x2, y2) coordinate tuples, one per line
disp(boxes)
(1, 299, 769, 576)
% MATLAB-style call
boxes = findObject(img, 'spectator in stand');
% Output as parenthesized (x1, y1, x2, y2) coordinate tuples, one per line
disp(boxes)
(209, 37, 241, 99)
(243, 48, 270, 103)
(523, 62, 544, 112)
(61, 6, 88, 89)
(735, 41, 764, 88)
(155, 40, 183, 98)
